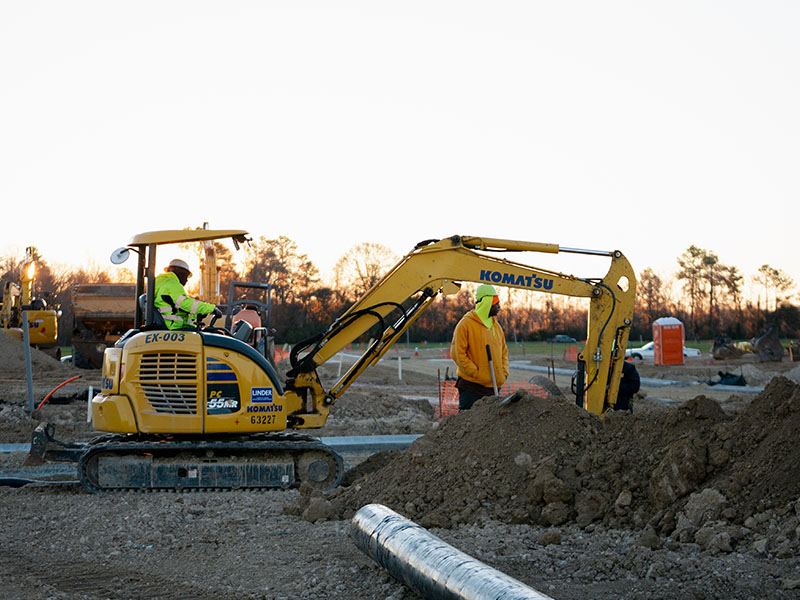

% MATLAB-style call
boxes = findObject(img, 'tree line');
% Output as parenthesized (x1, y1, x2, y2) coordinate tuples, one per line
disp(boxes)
(636, 246, 797, 342)
(1, 239, 797, 348)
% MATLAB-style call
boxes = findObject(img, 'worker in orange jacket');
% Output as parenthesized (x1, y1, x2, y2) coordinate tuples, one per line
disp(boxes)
(450, 284, 509, 410)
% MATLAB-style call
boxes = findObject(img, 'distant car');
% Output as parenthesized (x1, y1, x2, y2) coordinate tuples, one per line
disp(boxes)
(547, 334, 577, 343)
(625, 341, 701, 360)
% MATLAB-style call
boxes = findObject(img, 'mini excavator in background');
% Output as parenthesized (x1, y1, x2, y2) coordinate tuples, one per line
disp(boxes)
(1, 247, 60, 358)
(29, 230, 636, 493)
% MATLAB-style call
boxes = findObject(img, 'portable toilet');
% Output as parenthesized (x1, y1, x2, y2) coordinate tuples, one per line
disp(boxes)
(652, 317, 685, 365)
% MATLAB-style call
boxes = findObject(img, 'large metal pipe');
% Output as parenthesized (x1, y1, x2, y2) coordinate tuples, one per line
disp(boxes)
(350, 504, 555, 600)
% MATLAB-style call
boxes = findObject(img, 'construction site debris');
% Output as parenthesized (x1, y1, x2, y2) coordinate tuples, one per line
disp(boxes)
(712, 325, 786, 362)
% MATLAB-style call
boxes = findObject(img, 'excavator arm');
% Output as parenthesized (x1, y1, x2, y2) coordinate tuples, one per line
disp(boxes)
(285, 235, 635, 422)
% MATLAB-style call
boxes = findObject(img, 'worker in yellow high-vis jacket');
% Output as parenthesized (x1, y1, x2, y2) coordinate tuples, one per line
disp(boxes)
(154, 259, 220, 330)
(450, 283, 509, 410)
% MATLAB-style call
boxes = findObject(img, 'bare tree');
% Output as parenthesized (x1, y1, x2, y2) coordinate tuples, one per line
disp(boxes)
(244, 236, 319, 303)
(718, 264, 744, 330)
(676, 245, 707, 337)
(0, 254, 24, 288)
(701, 251, 721, 334)
(332, 242, 398, 300)
(771, 268, 794, 309)
(754, 265, 773, 312)
(636, 268, 667, 326)
(754, 265, 794, 312)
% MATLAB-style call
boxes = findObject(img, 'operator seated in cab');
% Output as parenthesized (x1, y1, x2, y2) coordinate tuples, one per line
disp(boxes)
(154, 259, 221, 330)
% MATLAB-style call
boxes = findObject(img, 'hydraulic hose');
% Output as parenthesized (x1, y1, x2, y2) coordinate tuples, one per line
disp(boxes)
(582, 281, 616, 393)
(36, 375, 82, 410)
(288, 300, 406, 373)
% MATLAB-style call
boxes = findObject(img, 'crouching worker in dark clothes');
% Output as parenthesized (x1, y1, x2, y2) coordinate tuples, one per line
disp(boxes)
(614, 359, 640, 413)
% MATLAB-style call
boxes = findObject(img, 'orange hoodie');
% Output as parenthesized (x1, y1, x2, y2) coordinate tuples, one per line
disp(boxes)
(450, 309, 509, 389)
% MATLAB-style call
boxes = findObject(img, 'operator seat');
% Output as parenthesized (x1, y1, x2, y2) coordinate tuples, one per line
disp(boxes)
(231, 308, 260, 344)
(137, 294, 167, 329)
(232, 319, 254, 342)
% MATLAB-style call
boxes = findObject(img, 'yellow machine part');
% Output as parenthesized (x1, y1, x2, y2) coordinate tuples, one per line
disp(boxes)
(92, 330, 297, 435)
(2, 310, 58, 345)
(24, 310, 58, 345)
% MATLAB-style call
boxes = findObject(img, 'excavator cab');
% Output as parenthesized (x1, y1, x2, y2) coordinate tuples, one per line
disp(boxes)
(76, 228, 346, 493)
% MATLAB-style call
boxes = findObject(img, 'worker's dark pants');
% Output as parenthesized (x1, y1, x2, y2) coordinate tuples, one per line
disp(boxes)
(614, 394, 634, 413)
(458, 389, 485, 411)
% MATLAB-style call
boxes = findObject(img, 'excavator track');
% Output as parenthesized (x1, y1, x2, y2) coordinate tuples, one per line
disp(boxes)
(77, 432, 343, 494)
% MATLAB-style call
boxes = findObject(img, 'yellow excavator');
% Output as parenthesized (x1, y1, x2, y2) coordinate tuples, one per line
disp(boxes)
(1, 247, 59, 358)
(30, 230, 635, 493)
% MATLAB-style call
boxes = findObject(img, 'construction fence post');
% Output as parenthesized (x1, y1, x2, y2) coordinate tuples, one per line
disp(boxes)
(23, 312, 34, 413)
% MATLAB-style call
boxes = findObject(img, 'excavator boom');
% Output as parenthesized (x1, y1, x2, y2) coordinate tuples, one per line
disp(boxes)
(288, 235, 636, 416)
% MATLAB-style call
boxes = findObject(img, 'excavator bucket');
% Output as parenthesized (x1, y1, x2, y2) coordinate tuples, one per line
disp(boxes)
(24, 423, 85, 466)
(751, 326, 785, 362)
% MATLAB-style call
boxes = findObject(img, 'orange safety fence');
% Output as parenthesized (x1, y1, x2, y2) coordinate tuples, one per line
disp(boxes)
(274, 347, 290, 362)
(435, 379, 552, 421)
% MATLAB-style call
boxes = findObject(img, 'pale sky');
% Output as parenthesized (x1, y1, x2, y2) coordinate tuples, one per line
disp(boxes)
(2, 1, 798, 295)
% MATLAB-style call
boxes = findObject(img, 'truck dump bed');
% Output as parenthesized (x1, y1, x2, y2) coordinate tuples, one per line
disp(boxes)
(71, 284, 136, 369)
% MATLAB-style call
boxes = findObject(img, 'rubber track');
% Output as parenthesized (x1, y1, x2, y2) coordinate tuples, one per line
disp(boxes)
(78, 431, 343, 494)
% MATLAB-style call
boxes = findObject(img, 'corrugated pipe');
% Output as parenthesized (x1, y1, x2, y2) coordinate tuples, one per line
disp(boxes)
(350, 504, 555, 600)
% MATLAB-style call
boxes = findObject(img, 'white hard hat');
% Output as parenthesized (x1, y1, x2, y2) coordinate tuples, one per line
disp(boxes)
(167, 259, 191, 274)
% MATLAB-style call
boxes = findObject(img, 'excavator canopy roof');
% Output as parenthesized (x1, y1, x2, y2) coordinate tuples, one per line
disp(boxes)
(128, 229, 250, 246)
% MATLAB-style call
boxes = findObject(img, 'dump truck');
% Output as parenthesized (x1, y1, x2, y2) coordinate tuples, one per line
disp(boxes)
(70, 283, 136, 369)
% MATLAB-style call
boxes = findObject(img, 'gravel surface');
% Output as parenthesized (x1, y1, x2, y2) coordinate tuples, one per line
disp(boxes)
(1, 332, 800, 599)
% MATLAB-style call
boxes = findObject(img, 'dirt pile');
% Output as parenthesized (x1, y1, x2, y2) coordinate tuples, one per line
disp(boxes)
(0, 332, 94, 444)
(711, 377, 800, 514)
(294, 377, 800, 557)
(0, 331, 75, 377)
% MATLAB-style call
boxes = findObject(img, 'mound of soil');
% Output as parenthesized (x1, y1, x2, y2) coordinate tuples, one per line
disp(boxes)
(0, 331, 92, 444)
(295, 378, 800, 556)
(0, 331, 75, 376)
(711, 376, 800, 515)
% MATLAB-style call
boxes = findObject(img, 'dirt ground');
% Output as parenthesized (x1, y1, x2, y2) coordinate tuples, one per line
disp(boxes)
(1, 332, 800, 599)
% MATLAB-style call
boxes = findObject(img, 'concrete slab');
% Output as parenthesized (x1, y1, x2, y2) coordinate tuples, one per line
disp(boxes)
(508, 361, 764, 392)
